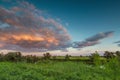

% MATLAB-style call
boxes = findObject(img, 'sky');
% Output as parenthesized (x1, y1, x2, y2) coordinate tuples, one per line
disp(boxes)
(0, 0, 120, 56)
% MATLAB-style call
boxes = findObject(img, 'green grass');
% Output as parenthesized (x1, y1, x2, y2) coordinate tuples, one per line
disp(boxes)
(51, 56, 106, 61)
(0, 60, 120, 80)
(51, 56, 90, 60)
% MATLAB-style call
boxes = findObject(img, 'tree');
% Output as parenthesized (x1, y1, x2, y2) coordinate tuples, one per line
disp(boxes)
(115, 51, 120, 57)
(104, 51, 115, 59)
(5, 52, 22, 62)
(24, 55, 39, 63)
(65, 54, 70, 60)
(43, 52, 51, 60)
(0, 52, 4, 61)
(115, 51, 120, 62)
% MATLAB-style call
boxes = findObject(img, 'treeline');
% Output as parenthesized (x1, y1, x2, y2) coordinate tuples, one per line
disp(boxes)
(0, 51, 120, 64)
(0, 52, 48, 63)
(89, 51, 120, 65)
(0, 52, 55, 63)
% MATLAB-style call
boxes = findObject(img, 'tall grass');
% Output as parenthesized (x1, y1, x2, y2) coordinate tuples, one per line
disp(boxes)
(0, 60, 120, 80)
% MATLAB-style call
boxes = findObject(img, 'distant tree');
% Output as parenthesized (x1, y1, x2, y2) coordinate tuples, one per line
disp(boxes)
(80, 55, 83, 57)
(69, 55, 72, 57)
(24, 55, 39, 63)
(115, 51, 120, 62)
(32, 55, 40, 63)
(104, 51, 115, 59)
(0, 52, 4, 61)
(65, 54, 70, 60)
(5, 52, 22, 62)
(43, 52, 51, 60)
(115, 51, 120, 57)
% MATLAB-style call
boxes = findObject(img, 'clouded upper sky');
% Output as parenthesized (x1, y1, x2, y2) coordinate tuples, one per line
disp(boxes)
(0, 0, 120, 55)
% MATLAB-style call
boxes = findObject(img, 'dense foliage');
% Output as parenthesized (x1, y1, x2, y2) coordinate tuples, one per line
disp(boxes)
(0, 61, 120, 80)
(0, 51, 120, 80)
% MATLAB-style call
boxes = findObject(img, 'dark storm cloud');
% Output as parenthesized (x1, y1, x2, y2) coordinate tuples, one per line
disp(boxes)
(72, 31, 114, 48)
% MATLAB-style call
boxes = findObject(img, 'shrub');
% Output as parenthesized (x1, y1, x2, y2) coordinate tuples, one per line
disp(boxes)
(90, 51, 101, 66)
(5, 52, 22, 62)
(0, 52, 4, 61)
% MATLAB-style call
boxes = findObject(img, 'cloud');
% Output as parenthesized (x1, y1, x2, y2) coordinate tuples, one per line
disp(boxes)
(0, 1, 115, 52)
(72, 31, 114, 48)
(118, 44, 120, 46)
(114, 40, 120, 47)
(114, 41, 120, 43)
(0, 1, 71, 52)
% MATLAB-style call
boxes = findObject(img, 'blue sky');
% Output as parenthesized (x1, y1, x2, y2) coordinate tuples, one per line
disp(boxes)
(28, 0, 120, 48)
(26, 0, 120, 40)
(0, 0, 120, 55)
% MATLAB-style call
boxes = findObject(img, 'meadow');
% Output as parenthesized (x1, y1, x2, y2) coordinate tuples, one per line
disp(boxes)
(0, 51, 120, 80)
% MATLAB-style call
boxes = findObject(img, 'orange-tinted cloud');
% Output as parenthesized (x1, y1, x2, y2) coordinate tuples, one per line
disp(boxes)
(0, 1, 114, 52)
(0, 1, 71, 52)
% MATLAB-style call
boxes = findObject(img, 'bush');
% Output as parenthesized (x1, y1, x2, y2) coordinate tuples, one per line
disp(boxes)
(0, 53, 4, 61)
(105, 57, 120, 80)
(90, 51, 101, 66)
(4, 52, 22, 62)
(104, 51, 115, 59)
(23, 55, 40, 63)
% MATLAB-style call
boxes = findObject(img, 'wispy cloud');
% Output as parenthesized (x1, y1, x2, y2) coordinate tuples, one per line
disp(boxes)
(114, 41, 120, 43)
(114, 40, 120, 47)
(72, 31, 114, 48)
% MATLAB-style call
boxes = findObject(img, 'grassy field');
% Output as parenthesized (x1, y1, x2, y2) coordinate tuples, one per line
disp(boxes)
(0, 60, 120, 80)
(51, 56, 90, 60)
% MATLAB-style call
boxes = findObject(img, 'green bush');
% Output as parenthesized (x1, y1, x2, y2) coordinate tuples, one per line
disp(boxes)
(90, 51, 101, 66)
(4, 52, 22, 62)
